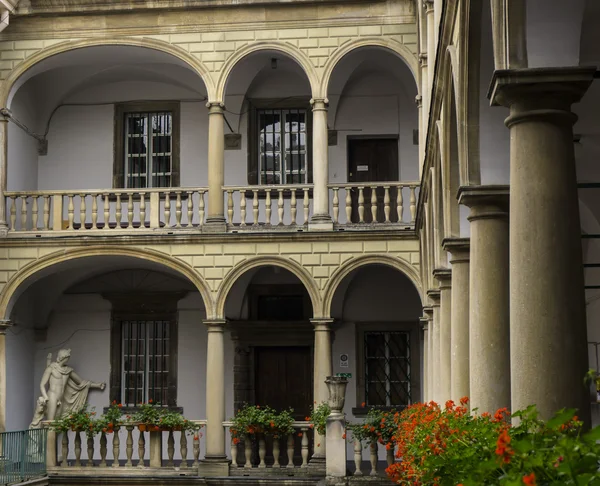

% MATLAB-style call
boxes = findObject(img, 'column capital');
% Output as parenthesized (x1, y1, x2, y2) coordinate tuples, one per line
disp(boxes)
(206, 101, 225, 113)
(443, 238, 470, 264)
(418, 52, 428, 67)
(458, 185, 509, 221)
(415, 94, 423, 108)
(423, 0, 434, 12)
(310, 98, 329, 110)
(426, 289, 440, 306)
(311, 318, 334, 331)
(433, 268, 452, 288)
(422, 306, 434, 320)
(0, 109, 10, 123)
(419, 318, 429, 332)
(0, 320, 12, 334)
(203, 319, 227, 331)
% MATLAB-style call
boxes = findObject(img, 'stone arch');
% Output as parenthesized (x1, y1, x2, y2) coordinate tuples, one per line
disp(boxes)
(214, 41, 320, 102)
(0, 246, 214, 319)
(215, 256, 322, 319)
(0, 37, 216, 108)
(322, 255, 422, 318)
(320, 37, 420, 99)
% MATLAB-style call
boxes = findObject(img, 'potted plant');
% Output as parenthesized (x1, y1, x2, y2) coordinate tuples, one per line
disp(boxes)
(268, 408, 295, 439)
(132, 400, 164, 431)
(98, 401, 123, 434)
(51, 405, 98, 435)
(230, 404, 272, 441)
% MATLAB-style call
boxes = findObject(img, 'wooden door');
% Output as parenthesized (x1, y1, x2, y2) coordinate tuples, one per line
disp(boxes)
(254, 346, 312, 420)
(348, 138, 399, 223)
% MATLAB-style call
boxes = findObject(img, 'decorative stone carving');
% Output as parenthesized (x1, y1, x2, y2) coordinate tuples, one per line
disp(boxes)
(38, 349, 105, 421)
(325, 376, 348, 415)
(28, 396, 46, 429)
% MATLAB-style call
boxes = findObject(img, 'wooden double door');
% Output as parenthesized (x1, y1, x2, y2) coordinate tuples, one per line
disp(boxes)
(348, 137, 399, 223)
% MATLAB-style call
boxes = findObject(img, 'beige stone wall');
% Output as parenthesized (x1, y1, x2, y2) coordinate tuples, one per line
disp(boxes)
(0, 235, 421, 320)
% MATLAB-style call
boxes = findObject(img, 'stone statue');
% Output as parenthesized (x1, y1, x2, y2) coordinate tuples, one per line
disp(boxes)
(28, 396, 46, 429)
(39, 349, 105, 420)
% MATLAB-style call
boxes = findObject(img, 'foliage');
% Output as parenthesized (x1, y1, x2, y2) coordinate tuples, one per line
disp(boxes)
(96, 401, 124, 433)
(308, 402, 331, 436)
(51, 405, 101, 438)
(132, 400, 163, 426)
(131, 400, 200, 434)
(230, 405, 296, 443)
(385, 398, 600, 486)
(269, 408, 295, 439)
(349, 408, 397, 448)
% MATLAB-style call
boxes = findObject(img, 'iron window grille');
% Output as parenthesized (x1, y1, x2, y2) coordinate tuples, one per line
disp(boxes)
(121, 320, 170, 407)
(364, 331, 411, 407)
(258, 108, 308, 185)
(124, 111, 173, 188)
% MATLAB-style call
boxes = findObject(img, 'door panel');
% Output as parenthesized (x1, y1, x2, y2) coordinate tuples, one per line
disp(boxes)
(348, 138, 399, 223)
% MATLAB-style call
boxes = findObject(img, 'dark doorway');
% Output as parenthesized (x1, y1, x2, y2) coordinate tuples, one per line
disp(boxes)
(254, 346, 312, 420)
(348, 137, 399, 223)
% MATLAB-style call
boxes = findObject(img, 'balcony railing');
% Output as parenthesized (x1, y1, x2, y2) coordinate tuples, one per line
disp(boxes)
(5, 182, 418, 235)
(0, 428, 47, 484)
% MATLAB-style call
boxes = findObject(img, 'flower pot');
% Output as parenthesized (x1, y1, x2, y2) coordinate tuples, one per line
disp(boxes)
(325, 376, 349, 414)
(138, 424, 147, 432)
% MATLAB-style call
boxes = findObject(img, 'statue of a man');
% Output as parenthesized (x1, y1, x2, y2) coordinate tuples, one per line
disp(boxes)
(40, 349, 105, 420)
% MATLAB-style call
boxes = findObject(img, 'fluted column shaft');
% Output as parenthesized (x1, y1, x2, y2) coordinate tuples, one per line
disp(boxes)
(204, 319, 226, 460)
(206, 102, 225, 226)
(491, 68, 595, 422)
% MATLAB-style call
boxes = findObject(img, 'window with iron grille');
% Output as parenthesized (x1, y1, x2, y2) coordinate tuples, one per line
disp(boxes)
(121, 320, 171, 407)
(364, 331, 411, 407)
(113, 102, 180, 189)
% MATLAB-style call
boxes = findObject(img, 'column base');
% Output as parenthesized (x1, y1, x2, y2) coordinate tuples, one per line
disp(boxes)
(308, 453, 326, 472)
(203, 218, 227, 233)
(309, 214, 333, 232)
(199, 456, 230, 477)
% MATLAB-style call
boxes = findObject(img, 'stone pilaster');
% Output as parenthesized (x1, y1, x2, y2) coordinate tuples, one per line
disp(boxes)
(0, 113, 8, 236)
(0, 320, 11, 432)
(443, 239, 470, 403)
(423, 306, 434, 402)
(423, 0, 435, 95)
(309, 98, 333, 231)
(459, 186, 510, 415)
(490, 67, 595, 423)
(203, 319, 227, 462)
(426, 290, 441, 404)
(433, 269, 452, 402)
(311, 318, 333, 461)
(419, 312, 430, 403)
(205, 102, 226, 231)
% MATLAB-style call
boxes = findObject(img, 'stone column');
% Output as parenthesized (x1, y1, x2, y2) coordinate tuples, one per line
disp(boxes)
(419, 314, 429, 402)
(0, 113, 8, 235)
(309, 99, 333, 230)
(490, 68, 595, 422)
(434, 269, 452, 402)
(427, 290, 441, 404)
(0, 320, 11, 432)
(444, 239, 470, 402)
(311, 318, 333, 461)
(424, 0, 435, 94)
(423, 307, 434, 402)
(459, 186, 510, 414)
(203, 319, 227, 461)
(206, 102, 226, 230)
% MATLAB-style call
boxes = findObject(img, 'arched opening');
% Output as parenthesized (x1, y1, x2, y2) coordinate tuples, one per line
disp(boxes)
(325, 45, 419, 224)
(6, 44, 210, 230)
(5, 254, 209, 434)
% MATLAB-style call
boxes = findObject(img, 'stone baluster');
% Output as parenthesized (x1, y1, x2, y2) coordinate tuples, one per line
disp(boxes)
(164, 191, 171, 227)
(139, 193, 146, 228)
(286, 434, 294, 468)
(192, 434, 200, 468)
(300, 428, 309, 468)
(43, 195, 50, 230)
(370, 186, 377, 222)
(239, 191, 247, 226)
(67, 195, 74, 230)
(125, 425, 134, 467)
(74, 431, 82, 467)
(138, 431, 145, 468)
(8, 196, 15, 230)
(410, 185, 417, 222)
(91, 195, 98, 229)
(258, 435, 266, 468)
(115, 193, 122, 229)
(272, 437, 280, 468)
(175, 191, 182, 227)
(103, 194, 110, 229)
(230, 438, 238, 467)
(383, 186, 390, 223)
(369, 442, 377, 476)
(112, 426, 121, 468)
(227, 190, 234, 224)
(332, 187, 339, 223)
(61, 433, 69, 467)
(87, 436, 94, 467)
(31, 196, 38, 230)
(167, 431, 175, 467)
(303, 188, 309, 224)
(252, 189, 259, 225)
(358, 187, 365, 223)
(180, 432, 188, 469)
(186, 191, 193, 227)
(20, 196, 27, 230)
(353, 440, 362, 476)
(244, 436, 252, 468)
(397, 186, 404, 223)
(345, 189, 352, 223)
(277, 189, 284, 225)
(290, 190, 297, 225)
(77, 194, 87, 230)
(99, 432, 107, 467)
(386, 446, 394, 466)
(265, 190, 272, 225)
(126, 194, 133, 228)
(198, 191, 205, 226)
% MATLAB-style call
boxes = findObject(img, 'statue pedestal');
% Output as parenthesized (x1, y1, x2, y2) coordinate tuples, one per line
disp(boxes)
(149, 431, 162, 467)
(325, 414, 346, 477)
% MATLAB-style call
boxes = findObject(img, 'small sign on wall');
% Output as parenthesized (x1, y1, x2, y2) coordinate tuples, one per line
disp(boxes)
(340, 353, 349, 368)
(356, 165, 369, 172)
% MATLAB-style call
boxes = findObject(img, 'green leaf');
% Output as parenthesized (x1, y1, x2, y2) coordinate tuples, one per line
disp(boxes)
(546, 409, 576, 430)
(583, 425, 600, 443)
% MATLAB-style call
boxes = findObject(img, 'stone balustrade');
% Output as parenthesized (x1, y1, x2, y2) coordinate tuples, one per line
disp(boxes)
(352, 439, 395, 477)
